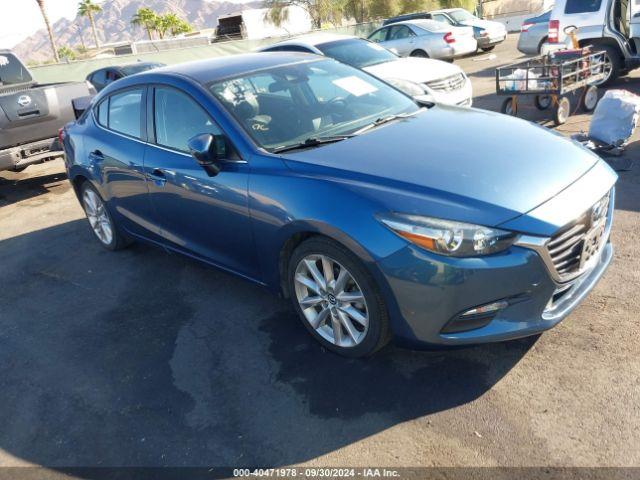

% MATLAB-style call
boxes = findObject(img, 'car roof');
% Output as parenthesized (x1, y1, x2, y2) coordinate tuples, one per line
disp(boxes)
(265, 33, 355, 49)
(395, 19, 449, 31)
(429, 8, 460, 14)
(138, 52, 324, 84)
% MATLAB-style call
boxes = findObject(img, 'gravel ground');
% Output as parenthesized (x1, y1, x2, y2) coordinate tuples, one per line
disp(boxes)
(0, 34, 638, 473)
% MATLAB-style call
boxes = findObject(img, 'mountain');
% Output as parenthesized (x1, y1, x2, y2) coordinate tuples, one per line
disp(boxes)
(13, 0, 261, 64)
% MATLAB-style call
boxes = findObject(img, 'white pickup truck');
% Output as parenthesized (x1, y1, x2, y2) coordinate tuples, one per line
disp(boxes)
(0, 50, 94, 173)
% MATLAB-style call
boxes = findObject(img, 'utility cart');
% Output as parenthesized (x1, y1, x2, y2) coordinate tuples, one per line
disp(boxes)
(495, 49, 608, 126)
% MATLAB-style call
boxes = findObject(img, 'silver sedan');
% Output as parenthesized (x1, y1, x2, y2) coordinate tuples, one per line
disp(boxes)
(367, 19, 477, 60)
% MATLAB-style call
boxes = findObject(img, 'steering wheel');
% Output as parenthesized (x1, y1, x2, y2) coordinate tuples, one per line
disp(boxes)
(325, 97, 350, 121)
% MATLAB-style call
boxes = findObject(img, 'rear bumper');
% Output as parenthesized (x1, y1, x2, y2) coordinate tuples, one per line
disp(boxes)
(0, 137, 62, 172)
(517, 32, 542, 55)
(477, 33, 506, 48)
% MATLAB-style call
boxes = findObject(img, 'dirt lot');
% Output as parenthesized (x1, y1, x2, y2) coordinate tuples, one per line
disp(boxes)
(1, 34, 639, 473)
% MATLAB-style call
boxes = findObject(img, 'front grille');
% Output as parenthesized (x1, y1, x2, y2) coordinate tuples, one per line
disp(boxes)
(546, 191, 611, 280)
(425, 74, 465, 92)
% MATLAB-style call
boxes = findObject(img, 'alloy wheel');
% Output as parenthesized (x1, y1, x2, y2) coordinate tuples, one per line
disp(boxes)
(82, 189, 113, 246)
(293, 254, 369, 348)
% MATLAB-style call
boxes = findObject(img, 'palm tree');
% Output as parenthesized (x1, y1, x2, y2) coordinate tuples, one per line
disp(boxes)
(162, 13, 192, 37)
(77, 0, 102, 49)
(35, 0, 60, 62)
(131, 7, 157, 40)
(153, 14, 170, 39)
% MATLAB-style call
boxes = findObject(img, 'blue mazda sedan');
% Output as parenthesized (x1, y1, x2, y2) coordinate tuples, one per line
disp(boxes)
(61, 53, 617, 357)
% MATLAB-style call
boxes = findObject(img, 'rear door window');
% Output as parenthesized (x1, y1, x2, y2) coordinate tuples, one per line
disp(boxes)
(368, 28, 388, 43)
(564, 0, 602, 14)
(108, 89, 144, 139)
(432, 13, 454, 25)
(388, 25, 415, 40)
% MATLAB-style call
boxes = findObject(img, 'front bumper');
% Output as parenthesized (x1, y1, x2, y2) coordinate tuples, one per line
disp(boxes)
(426, 77, 473, 107)
(378, 235, 613, 348)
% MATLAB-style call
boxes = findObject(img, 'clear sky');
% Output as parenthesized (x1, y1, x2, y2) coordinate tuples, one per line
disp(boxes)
(0, 0, 79, 49)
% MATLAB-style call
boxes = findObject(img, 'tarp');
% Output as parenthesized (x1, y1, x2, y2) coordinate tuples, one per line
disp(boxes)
(589, 89, 640, 147)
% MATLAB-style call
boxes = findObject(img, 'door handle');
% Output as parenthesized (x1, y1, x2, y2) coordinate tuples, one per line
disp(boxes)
(88, 150, 103, 161)
(148, 168, 167, 186)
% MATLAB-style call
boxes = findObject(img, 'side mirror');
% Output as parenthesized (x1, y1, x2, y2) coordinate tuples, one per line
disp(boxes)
(187, 133, 227, 176)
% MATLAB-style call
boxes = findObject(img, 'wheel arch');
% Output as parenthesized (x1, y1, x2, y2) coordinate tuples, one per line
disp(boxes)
(580, 38, 624, 59)
(410, 48, 429, 57)
(276, 221, 377, 299)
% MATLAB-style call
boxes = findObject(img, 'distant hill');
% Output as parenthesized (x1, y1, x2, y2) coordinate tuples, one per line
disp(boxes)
(13, 0, 260, 64)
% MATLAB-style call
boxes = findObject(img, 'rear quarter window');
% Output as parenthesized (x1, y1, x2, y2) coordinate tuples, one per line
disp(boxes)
(564, 0, 602, 14)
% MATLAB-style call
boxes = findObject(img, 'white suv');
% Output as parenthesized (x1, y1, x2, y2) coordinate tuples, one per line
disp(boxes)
(541, 0, 640, 85)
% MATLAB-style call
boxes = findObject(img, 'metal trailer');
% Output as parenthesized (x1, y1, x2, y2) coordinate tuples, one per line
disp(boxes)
(495, 50, 607, 125)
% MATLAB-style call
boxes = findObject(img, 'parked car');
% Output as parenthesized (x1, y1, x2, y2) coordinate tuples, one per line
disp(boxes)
(429, 8, 508, 52)
(367, 20, 477, 61)
(61, 53, 617, 357)
(0, 50, 95, 173)
(541, 0, 640, 86)
(86, 62, 165, 92)
(517, 9, 552, 55)
(259, 34, 473, 107)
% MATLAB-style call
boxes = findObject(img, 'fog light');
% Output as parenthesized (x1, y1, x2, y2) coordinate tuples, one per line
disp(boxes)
(441, 300, 509, 334)
(461, 300, 509, 317)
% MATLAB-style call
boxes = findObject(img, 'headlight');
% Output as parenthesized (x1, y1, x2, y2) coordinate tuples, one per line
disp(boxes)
(378, 213, 518, 257)
(385, 78, 427, 98)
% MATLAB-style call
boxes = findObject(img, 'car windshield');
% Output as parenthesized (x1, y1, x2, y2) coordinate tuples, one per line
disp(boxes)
(0, 53, 33, 86)
(209, 59, 419, 152)
(120, 63, 164, 75)
(449, 9, 476, 22)
(316, 38, 397, 68)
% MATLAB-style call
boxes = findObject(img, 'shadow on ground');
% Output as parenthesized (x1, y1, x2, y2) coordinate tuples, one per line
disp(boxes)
(0, 219, 538, 471)
(0, 170, 70, 207)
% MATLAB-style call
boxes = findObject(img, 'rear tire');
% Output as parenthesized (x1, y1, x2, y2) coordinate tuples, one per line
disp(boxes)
(410, 49, 429, 58)
(501, 97, 517, 116)
(592, 44, 621, 87)
(288, 237, 390, 358)
(80, 182, 131, 251)
(481, 46, 495, 52)
(535, 94, 552, 110)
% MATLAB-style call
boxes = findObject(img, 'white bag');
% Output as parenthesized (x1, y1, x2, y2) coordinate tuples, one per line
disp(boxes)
(503, 69, 539, 91)
(588, 89, 640, 146)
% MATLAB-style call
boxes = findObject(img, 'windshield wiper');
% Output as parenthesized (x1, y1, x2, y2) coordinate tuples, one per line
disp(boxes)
(271, 135, 354, 153)
(353, 110, 422, 135)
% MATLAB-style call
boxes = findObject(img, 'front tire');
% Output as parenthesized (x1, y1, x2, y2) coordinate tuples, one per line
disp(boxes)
(554, 96, 571, 125)
(480, 46, 495, 52)
(581, 85, 599, 112)
(80, 183, 130, 251)
(288, 237, 390, 357)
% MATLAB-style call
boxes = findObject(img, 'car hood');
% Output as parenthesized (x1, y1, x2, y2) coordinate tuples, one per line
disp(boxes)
(364, 57, 463, 84)
(282, 106, 603, 230)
